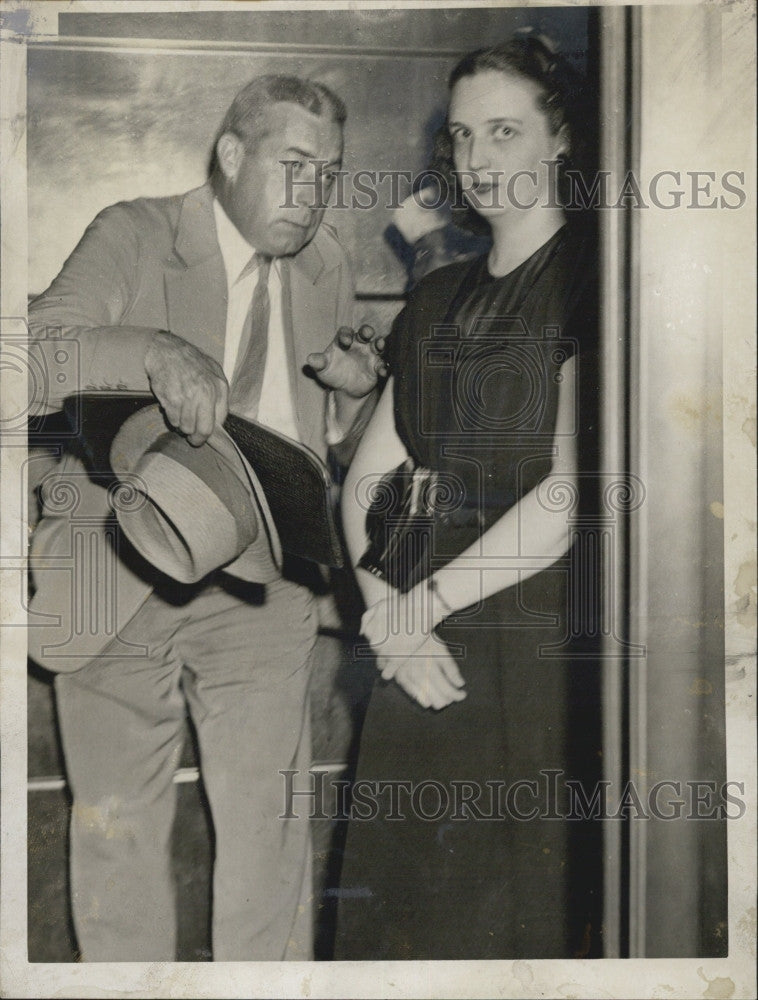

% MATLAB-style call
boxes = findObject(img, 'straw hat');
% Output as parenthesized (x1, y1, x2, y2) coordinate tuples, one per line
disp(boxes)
(109, 404, 282, 585)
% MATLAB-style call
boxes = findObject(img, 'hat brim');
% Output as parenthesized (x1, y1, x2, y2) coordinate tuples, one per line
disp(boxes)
(110, 405, 282, 584)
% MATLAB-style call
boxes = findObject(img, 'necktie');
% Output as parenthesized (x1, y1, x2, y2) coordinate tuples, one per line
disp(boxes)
(229, 252, 271, 418)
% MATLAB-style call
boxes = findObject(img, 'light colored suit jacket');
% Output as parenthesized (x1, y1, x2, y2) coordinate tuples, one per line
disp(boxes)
(28, 183, 359, 672)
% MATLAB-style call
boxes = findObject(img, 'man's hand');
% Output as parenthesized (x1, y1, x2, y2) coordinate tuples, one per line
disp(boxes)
(144, 330, 229, 446)
(307, 325, 387, 400)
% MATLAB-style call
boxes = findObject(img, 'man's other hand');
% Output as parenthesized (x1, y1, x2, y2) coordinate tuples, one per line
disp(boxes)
(307, 325, 387, 399)
(145, 330, 229, 446)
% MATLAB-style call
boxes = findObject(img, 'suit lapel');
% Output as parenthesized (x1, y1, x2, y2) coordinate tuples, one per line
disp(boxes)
(162, 190, 342, 457)
(285, 240, 341, 455)
(163, 185, 227, 365)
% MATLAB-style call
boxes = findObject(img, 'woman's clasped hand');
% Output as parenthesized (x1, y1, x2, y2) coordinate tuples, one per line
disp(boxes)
(360, 589, 466, 709)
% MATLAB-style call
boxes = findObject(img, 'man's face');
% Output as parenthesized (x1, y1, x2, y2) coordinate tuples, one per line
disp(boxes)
(219, 101, 343, 257)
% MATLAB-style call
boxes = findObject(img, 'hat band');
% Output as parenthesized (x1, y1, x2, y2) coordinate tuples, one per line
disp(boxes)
(117, 453, 251, 584)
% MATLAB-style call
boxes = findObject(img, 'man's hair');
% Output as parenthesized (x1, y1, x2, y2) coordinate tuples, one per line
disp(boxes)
(216, 74, 346, 152)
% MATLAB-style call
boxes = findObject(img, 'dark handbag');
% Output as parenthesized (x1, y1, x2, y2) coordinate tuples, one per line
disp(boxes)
(357, 457, 441, 593)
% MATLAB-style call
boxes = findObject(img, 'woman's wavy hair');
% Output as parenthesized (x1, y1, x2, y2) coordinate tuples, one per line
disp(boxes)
(432, 32, 593, 234)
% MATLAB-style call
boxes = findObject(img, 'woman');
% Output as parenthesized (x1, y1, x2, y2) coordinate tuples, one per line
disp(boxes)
(334, 35, 600, 959)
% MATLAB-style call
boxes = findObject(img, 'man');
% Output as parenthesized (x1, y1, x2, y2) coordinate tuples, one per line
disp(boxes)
(27, 74, 383, 962)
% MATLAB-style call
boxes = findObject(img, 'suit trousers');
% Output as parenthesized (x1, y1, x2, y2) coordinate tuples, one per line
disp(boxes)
(54, 572, 317, 961)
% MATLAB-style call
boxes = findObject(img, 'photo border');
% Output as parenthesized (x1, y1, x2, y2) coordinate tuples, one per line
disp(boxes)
(1, 2, 755, 997)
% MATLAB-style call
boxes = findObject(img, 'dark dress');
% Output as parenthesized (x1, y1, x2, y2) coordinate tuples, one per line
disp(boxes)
(333, 224, 602, 960)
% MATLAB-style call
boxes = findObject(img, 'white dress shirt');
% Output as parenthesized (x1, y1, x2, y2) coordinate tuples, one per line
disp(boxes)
(213, 198, 301, 442)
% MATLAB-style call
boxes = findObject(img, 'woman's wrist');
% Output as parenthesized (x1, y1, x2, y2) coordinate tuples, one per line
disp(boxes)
(402, 575, 456, 631)
(427, 574, 456, 628)
(355, 565, 393, 611)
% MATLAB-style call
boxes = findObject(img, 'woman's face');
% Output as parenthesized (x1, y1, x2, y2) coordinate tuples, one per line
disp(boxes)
(448, 69, 566, 220)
